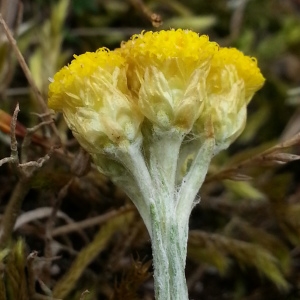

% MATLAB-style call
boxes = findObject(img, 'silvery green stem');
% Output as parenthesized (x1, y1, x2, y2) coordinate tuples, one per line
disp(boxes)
(98, 133, 214, 300)
(146, 129, 189, 300)
(177, 138, 215, 220)
(119, 131, 189, 300)
(92, 140, 154, 234)
(106, 140, 156, 236)
(177, 137, 215, 235)
(148, 129, 184, 198)
(150, 198, 188, 300)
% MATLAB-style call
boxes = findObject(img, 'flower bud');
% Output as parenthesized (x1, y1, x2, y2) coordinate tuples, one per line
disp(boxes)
(48, 49, 143, 152)
(120, 29, 218, 132)
(195, 47, 265, 151)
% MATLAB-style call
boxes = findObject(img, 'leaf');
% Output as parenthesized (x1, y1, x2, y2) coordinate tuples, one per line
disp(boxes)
(4, 240, 29, 300)
(265, 153, 300, 163)
(52, 209, 135, 299)
(188, 235, 229, 274)
(188, 231, 289, 290)
(223, 180, 266, 201)
(0, 248, 9, 300)
(226, 218, 291, 273)
(224, 172, 253, 181)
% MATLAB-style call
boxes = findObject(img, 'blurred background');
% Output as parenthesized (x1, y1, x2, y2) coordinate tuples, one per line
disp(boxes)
(1, 0, 300, 299)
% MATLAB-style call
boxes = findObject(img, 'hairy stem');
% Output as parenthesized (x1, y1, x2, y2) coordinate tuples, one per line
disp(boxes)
(150, 201, 189, 300)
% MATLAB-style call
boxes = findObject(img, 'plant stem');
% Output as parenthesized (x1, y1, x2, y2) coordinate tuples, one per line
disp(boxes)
(118, 135, 189, 299)
(148, 129, 184, 198)
(177, 137, 215, 232)
(150, 201, 189, 300)
(100, 132, 213, 300)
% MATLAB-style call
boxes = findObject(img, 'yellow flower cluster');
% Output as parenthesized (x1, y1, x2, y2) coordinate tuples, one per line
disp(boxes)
(48, 48, 143, 151)
(48, 29, 265, 152)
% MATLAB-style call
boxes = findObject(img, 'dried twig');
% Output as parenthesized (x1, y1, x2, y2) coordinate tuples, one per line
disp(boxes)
(22, 136, 52, 162)
(206, 132, 300, 182)
(128, 0, 163, 27)
(0, 104, 54, 248)
(21, 119, 53, 162)
(0, 14, 46, 112)
(0, 13, 61, 142)
(51, 204, 134, 237)
(229, 0, 248, 43)
(0, 103, 20, 167)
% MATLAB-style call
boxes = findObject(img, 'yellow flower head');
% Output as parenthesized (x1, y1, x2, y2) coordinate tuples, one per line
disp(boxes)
(120, 29, 218, 131)
(195, 47, 265, 150)
(48, 48, 143, 151)
(207, 47, 265, 102)
(48, 29, 265, 154)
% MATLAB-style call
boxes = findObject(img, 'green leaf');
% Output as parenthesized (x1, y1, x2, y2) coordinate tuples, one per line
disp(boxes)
(188, 231, 289, 290)
(224, 180, 265, 201)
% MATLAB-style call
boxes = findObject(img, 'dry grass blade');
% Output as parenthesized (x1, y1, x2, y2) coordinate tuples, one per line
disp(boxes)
(113, 259, 152, 300)
(53, 209, 135, 299)
(51, 204, 134, 237)
(207, 131, 300, 182)
(188, 230, 289, 291)
(4, 240, 29, 300)
(0, 248, 9, 300)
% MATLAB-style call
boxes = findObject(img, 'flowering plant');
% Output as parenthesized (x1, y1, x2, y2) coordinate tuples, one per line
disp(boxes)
(48, 29, 265, 300)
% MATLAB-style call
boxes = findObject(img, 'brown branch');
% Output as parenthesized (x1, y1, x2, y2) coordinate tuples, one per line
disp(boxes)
(0, 14, 46, 112)
(0, 104, 20, 167)
(0, 13, 61, 142)
(128, 0, 163, 27)
(51, 205, 134, 237)
(0, 104, 55, 248)
(206, 131, 300, 182)
(21, 119, 53, 163)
